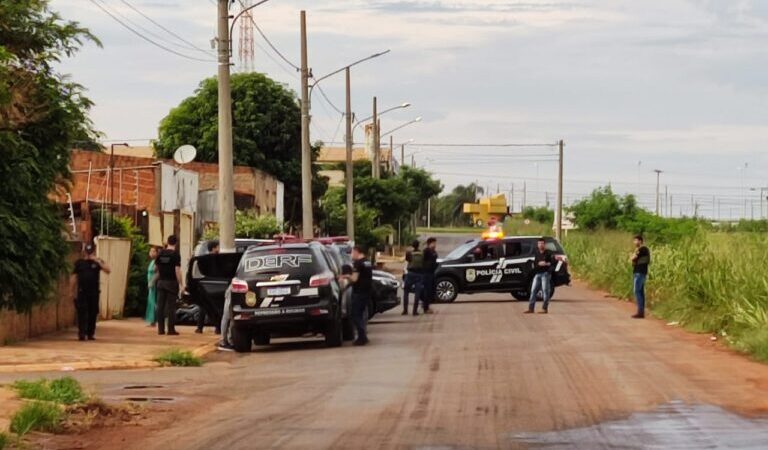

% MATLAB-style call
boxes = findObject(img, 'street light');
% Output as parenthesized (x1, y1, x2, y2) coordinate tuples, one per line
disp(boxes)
(352, 102, 411, 134)
(380, 116, 422, 138)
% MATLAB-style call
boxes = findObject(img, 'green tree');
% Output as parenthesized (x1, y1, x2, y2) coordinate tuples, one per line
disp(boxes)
(0, 0, 98, 311)
(522, 206, 554, 224)
(431, 183, 484, 227)
(154, 73, 327, 226)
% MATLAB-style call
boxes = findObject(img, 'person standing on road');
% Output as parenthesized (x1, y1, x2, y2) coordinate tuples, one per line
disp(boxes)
(631, 235, 651, 319)
(145, 246, 158, 327)
(196, 240, 221, 334)
(71, 243, 111, 341)
(421, 237, 438, 314)
(155, 235, 183, 335)
(342, 245, 372, 346)
(525, 238, 554, 314)
(403, 240, 425, 316)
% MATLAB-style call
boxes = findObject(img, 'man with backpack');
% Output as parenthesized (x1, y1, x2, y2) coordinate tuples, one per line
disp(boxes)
(403, 240, 425, 316)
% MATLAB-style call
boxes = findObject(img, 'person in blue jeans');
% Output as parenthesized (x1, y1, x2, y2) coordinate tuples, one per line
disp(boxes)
(525, 238, 554, 314)
(631, 235, 651, 319)
(403, 240, 424, 316)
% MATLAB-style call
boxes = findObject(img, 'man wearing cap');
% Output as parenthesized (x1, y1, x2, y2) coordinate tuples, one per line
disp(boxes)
(71, 243, 111, 341)
(155, 235, 183, 335)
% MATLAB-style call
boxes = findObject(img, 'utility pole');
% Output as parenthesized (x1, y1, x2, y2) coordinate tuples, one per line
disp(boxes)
(344, 67, 354, 241)
(401, 144, 405, 168)
(371, 96, 379, 178)
(216, 1, 236, 251)
(654, 169, 662, 216)
(411, 153, 414, 167)
(664, 185, 668, 218)
(556, 140, 564, 241)
(427, 197, 431, 229)
(510, 183, 515, 214)
(299, 11, 313, 238)
(522, 181, 527, 210)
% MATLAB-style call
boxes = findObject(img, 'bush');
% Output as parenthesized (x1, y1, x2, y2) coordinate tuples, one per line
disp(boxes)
(154, 349, 202, 367)
(10, 401, 63, 436)
(12, 377, 86, 405)
(204, 211, 281, 240)
(522, 206, 554, 224)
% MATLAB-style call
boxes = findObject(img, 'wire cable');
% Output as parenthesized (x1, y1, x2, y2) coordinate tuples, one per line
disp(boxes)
(314, 83, 344, 115)
(118, 0, 215, 56)
(89, 0, 216, 63)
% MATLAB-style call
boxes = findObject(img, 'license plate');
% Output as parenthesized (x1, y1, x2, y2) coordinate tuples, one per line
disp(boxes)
(267, 287, 291, 296)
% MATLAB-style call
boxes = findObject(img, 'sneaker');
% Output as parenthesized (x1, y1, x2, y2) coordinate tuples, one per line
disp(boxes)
(167, 331, 180, 336)
(158, 331, 166, 336)
(353, 339, 369, 346)
(87, 335, 96, 340)
(401, 310, 408, 316)
(631, 314, 645, 319)
(78, 335, 86, 341)
(194, 329, 203, 334)
(217, 342, 234, 352)
(424, 309, 434, 315)
(538, 310, 548, 314)
(523, 310, 534, 314)
(412, 312, 420, 316)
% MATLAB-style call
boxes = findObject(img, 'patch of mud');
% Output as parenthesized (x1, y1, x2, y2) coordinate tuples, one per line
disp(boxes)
(61, 400, 147, 434)
(509, 401, 768, 449)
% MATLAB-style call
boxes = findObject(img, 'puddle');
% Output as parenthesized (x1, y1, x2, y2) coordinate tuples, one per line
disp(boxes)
(122, 385, 166, 390)
(509, 401, 768, 449)
(124, 397, 176, 403)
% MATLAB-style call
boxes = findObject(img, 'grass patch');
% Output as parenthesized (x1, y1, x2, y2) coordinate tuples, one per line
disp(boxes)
(0, 432, 7, 450)
(10, 401, 63, 436)
(11, 377, 86, 405)
(153, 349, 202, 367)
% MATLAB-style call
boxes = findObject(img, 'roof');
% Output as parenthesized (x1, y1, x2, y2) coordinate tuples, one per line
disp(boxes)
(316, 147, 392, 163)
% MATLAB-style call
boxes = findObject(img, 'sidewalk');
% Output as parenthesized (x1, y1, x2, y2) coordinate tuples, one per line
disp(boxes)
(0, 319, 219, 373)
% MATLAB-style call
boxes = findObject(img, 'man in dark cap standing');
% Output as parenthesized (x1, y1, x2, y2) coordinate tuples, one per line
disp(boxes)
(155, 235, 183, 335)
(71, 243, 111, 341)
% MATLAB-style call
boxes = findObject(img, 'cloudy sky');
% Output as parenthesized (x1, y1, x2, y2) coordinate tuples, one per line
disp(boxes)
(53, 0, 768, 219)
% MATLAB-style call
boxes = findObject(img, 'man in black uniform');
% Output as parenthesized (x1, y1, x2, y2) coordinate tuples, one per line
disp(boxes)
(421, 237, 438, 314)
(71, 243, 111, 341)
(155, 235, 183, 335)
(342, 245, 372, 346)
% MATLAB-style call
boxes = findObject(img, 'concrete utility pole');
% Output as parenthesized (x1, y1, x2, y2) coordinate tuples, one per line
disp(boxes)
(654, 169, 663, 216)
(299, 11, 313, 238)
(371, 97, 379, 178)
(510, 183, 515, 214)
(401, 144, 405, 168)
(216, 0, 236, 251)
(555, 140, 564, 241)
(522, 181, 527, 209)
(344, 67, 354, 241)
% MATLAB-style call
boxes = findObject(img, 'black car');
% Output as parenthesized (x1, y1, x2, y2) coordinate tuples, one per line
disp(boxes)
(433, 236, 571, 303)
(323, 243, 400, 318)
(229, 242, 349, 352)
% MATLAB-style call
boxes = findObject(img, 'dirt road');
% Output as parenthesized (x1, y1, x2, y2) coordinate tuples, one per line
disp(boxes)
(7, 282, 768, 449)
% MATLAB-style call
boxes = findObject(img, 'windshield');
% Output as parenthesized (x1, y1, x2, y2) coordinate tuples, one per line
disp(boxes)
(444, 241, 477, 261)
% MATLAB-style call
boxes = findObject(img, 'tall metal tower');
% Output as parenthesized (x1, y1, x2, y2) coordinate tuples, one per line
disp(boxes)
(238, 0, 255, 72)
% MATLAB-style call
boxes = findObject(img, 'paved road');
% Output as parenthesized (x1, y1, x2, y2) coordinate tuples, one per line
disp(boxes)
(14, 281, 768, 450)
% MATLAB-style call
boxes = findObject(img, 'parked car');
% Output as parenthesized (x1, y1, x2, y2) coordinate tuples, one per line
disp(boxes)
(433, 235, 571, 303)
(322, 243, 400, 318)
(229, 242, 350, 352)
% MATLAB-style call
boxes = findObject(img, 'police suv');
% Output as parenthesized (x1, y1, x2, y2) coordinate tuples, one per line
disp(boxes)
(433, 236, 570, 303)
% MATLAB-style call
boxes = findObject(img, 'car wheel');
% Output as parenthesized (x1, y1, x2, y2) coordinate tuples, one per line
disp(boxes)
(435, 277, 458, 303)
(342, 317, 355, 341)
(511, 290, 529, 301)
(231, 326, 252, 353)
(325, 317, 343, 348)
(253, 332, 270, 346)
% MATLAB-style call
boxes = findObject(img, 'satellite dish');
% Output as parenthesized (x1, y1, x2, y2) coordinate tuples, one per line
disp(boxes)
(173, 145, 197, 165)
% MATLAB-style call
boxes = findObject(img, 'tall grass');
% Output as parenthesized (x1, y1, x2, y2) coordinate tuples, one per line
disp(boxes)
(11, 377, 86, 405)
(10, 401, 63, 436)
(565, 230, 768, 360)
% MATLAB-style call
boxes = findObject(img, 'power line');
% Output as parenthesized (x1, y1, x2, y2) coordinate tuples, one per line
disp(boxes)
(314, 83, 344, 115)
(118, 0, 214, 56)
(89, 0, 216, 63)
(416, 143, 558, 147)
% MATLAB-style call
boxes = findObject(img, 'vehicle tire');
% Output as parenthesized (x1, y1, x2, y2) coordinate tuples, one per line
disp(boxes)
(253, 332, 270, 346)
(511, 290, 529, 301)
(435, 277, 459, 303)
(231, 326, 252, 353)
(325, 317, 343, 348)
(342, 317, 355, 341)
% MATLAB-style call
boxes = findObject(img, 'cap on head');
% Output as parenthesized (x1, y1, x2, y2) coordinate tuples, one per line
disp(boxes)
(84, 243, 96, 255)
(167, 235, 178, 246)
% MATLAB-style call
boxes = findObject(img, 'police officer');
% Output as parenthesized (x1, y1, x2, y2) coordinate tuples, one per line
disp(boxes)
(342, 245, 372, 346)
(403, 240, 425, 316)
(71, 243, 111, 341)
(421, 237, 438, 314)
(155, 235, 183, 335)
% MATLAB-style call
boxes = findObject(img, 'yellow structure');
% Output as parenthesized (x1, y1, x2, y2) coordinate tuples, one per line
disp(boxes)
(463, 193, 509, 227)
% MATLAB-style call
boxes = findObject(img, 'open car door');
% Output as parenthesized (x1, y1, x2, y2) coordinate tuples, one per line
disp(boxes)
(185, 253, 243, 325)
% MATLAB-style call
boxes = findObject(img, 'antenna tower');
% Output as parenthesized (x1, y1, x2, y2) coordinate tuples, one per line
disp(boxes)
(238, 0, 255, 72)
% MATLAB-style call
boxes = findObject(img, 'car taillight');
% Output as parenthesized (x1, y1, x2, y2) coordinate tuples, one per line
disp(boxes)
(231, 278, 249, 293)
(309, 273, 333, 287)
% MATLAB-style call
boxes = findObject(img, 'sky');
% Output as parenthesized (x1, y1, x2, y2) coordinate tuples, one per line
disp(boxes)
(52, 0, 768, 219)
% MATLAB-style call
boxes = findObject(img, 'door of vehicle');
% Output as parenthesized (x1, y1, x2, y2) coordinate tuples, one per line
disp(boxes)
(500, 239, 536, 289)
(186, 253, 243, 323)
(462, 240, 505, 292)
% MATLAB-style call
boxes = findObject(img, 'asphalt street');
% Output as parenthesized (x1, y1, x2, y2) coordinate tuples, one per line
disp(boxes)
(7, 280, 768, 449)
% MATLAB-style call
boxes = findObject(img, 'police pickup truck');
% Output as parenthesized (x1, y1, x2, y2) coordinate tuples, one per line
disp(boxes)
(433, 236, 570, 303)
